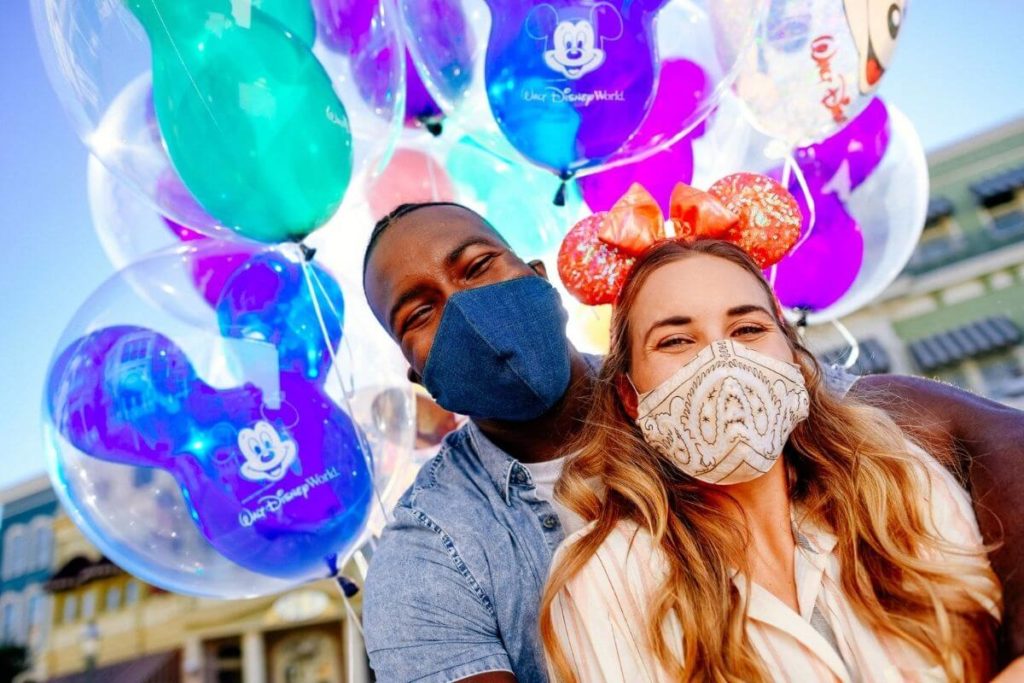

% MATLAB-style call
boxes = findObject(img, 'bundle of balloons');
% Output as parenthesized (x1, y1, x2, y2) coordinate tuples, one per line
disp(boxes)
(35, 0, 921, 599)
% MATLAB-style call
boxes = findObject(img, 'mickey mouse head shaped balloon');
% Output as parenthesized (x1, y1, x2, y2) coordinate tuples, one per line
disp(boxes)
(484, 0, 669, 175)
(46, 326, 372, 580)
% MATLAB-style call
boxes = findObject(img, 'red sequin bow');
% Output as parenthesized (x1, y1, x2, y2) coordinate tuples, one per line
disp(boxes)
(558, 173, 803, 305)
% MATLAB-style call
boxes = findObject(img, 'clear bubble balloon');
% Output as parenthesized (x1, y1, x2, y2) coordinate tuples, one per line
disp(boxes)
(402, 0, 765, 179)
(43, 242, 374, 597)
(732, 0, 908, 147)
(32, 0, 404, 242)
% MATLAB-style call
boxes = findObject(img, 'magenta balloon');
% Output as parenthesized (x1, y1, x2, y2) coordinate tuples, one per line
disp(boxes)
(794, 98, 890, 191)
(772, 192, 864, 311)
(578, 59, 707, 211)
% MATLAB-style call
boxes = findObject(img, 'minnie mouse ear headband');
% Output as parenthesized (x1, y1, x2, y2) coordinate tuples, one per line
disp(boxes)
(557, 173, 803, 306)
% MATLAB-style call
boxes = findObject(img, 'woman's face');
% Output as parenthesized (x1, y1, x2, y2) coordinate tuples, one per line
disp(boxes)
(627, 254, 795, 394)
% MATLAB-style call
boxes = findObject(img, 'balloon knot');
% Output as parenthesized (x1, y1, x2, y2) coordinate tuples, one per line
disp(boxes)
(423, 117, 443, 137)
(299, 243, 317, 262)
(553, 171, 574, 207)
(336, 575, 360, 598)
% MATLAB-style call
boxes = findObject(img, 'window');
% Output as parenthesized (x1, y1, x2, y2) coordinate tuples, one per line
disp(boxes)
(979, 351, 1024, 397)
(125, 581, 140, 606)
(1, 595, 20, 644)
(62, 595, 78, 624)
(81, 590, 97, 621)
(33, 519, 53, 572)
(105, 586, 121, 612)
(3, 526, 26, 579)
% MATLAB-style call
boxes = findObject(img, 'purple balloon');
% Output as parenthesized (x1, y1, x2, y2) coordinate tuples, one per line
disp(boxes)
(770, 99, 889, 311)
(404, 50, 443, 127)
(484, 0, 668, 174)
(313, 0, 377, 54)
(772, 192, 865, 311)
(794, 98, 890, 192)
(578, 59, 708, 211)
(47, 326, 372, 580)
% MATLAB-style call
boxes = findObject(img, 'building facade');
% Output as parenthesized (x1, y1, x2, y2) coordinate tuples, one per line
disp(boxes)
(0, 475, 58, 681)
(37, 510, 366, 683)
(809, 116, 1024, 408)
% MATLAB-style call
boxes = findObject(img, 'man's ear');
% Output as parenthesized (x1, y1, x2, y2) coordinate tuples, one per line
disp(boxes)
(528, 259, 548, 279)
(407, 367, 423, 386)
(614, 373, 639, 420)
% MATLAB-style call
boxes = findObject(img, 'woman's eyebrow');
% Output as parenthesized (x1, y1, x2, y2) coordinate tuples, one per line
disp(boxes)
(644, 315, 692, 346)
(726, 304, 772, 318)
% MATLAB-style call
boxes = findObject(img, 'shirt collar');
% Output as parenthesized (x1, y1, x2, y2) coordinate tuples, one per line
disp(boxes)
(461, 353, 603, 506)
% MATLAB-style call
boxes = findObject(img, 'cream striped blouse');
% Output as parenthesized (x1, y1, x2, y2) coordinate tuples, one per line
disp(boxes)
(546, 449, 1000, 682)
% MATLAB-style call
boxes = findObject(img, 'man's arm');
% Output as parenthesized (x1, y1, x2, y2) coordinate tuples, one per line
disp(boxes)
(850, 374, 1024, 661)
(364, 506, 516, 683)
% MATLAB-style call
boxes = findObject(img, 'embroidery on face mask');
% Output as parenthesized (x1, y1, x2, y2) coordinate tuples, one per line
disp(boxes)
(635, 340, 809, 485)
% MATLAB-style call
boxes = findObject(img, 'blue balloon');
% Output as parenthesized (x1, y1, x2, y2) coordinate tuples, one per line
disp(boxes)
(216, 252, 345, 383)
(46, 325, 372, 581)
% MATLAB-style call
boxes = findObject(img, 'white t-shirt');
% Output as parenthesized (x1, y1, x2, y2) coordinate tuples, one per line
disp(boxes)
(522, 455, 587, 536)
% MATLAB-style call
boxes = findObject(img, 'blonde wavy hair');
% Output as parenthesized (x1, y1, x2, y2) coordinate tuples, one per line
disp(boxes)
(541, 240, 999, 682)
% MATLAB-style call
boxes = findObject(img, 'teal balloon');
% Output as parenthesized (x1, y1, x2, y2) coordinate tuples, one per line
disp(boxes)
(446, 137, 582, 258)
(127, 0, 353, 243)
(254, 0, 317, 48)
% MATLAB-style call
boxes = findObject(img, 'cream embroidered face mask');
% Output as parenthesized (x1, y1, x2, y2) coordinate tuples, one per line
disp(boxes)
(634, 339, 810, 485)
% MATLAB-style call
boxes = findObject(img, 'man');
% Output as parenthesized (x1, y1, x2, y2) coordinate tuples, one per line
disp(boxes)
(362, 202, 1024, 682)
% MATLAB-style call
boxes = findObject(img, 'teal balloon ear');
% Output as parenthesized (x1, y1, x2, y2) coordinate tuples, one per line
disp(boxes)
(127, 0, 352, 243)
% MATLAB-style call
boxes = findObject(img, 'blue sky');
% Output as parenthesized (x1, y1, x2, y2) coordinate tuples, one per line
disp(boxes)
(2, 1, 1024, 490)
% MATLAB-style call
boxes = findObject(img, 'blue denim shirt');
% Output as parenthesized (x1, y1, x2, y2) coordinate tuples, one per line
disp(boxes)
(363, 361, 856, 682)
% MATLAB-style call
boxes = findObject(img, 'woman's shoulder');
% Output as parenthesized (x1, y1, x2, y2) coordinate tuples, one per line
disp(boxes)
(555, 520, 669, 601)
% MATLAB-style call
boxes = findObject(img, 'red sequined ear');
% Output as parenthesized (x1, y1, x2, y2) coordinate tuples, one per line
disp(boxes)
(615, 373, 639, 420)
(707, 173, 803, 269)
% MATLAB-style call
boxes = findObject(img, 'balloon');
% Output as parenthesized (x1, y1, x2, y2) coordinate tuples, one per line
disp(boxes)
(404, 50, 445, 129)
(216, 252, 346, 382)
(445, 135, 589, 258)
(771, 191, 865, 311)
(43, 243, 373, 596)
(801, 102, 927, 323)
(404, 0, 766, 177)
(578, 59, 708, 212)
(733, 0, 907, 146)
(367, 147, 456, 218)
(32, 0, 404, 239)
(123, 0, 353, 242)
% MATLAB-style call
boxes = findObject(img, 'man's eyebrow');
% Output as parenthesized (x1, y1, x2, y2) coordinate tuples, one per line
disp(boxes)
(444, 237, 497, 268)
(643, 315, 692, 346)
(727, 304, 773, 318)
(388, 284, 432, 333)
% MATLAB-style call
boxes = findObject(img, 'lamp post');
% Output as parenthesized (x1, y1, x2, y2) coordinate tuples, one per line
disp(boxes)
(81, 621, 100, 683)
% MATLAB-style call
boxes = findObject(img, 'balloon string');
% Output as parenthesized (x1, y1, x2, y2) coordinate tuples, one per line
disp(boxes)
(297, 251, 390, 526)
(786, 155, 818, 254)
(831, 317, 861, 370)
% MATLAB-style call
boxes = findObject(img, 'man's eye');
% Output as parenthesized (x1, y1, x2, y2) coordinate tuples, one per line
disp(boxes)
(401, 306, 431, 335)
(466, 254, 495, 278)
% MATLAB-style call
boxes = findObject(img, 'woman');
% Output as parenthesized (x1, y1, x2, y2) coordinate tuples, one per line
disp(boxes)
(541, 239, 1004, 682)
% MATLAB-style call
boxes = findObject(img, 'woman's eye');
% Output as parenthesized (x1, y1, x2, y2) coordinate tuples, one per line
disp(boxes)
(734, 325, 766, 336)
(657, 337, 689, 349)
(466, 254, 495, 279)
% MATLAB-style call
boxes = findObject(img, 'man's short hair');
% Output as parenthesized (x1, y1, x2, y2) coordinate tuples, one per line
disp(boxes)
(362, 202, 506, 277)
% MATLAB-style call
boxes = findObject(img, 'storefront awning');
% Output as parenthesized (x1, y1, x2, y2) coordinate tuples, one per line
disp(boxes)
(971, 165, 1024, 207)
(908, 316, 1022, 373)
(820, 338, 891, 376)
(45, 650, 179, 683)
(924, 197, 955, 228)
(44, 555, 122, 593)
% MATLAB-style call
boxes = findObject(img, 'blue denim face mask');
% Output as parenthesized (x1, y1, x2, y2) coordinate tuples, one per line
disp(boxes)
(421, 276, 572, 421)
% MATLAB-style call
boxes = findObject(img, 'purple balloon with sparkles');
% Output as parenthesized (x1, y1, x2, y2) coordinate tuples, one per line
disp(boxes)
(771, 99, 889, 311)
(483, 0, 668, 175)
(46, 326, 372, 580)
(578, 59, 708, 211)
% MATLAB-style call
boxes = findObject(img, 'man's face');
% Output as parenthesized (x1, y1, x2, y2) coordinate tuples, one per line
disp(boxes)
(364, 205, 542, 378)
